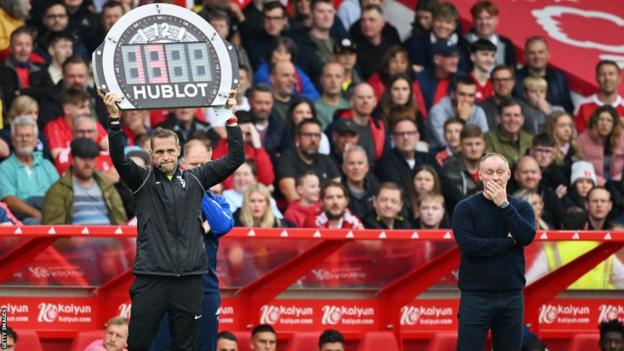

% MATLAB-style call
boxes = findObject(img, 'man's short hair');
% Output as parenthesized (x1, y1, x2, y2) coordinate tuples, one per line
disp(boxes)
(206, 8, 230, 25)
(102, 0, 124, 13)
(321, 180, 348, 200)
(268, 36, 298, 62)
(497, 97, 523, 116)
(460, 124, 483, 140)
(361, 3, 383, 16)
(587, 186, 611, 203)
(444, 117, 464, 131)
(319, 329, 344, 348)
(490, 64, 515, 80)
(242, 159, 258, 177)
(105, 316, 129, 327)
(61, 87, 90, 106)
(296, 118, 322, 134)
(417, 192, 445, 207)
(596, 59, 621, 77)
(183, 138, 211, 157)
(62, 55, 88, 73)
(248, 83, 273, 99)
(11, 115, 38, 138)
(311, 0, 333, 10)
(251, 324, 276, 337)
(470, 38, 497, 54)
(470, 0, 498, 17)
(599, 319, 624, 343)
(376, 182, 403, 197)
(295, 171, 318, 187)
(46, 31, 75, 48)
(561, 207, 588, 230)
(524, 36, 548, 50)
(218, 331, 238, 342)
(390, 116, 418, 132)
(523, 76, 548, 92)
(532, 133, 555, 148)
(343, 143, 368, 165)
(453, 76, 477, 92)
(10, 25, 34, 43)
(150, 127, 180, 149)
(433, 2, 458, 21)
(479, 152, 510, 170)
(262, 1, 287, 16)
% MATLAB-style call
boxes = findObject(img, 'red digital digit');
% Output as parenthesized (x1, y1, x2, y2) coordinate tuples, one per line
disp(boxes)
(143, 44, 170, 84)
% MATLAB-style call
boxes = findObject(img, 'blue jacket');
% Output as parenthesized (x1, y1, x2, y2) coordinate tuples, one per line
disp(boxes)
(254, 62, 320, 101)
(202, 192, 233, 293)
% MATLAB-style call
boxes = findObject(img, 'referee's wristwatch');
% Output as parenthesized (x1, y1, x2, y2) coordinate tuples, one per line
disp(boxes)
(498, 200, 510, 209)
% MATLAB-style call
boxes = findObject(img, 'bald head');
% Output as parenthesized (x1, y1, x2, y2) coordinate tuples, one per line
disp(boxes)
(515, 155, 541, 190)
(270, 61, 296, 99)
(351, 83, 377, 118)
(321, 62, 345, 96)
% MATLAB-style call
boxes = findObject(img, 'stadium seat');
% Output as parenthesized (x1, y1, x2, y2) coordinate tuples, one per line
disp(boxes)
(428, 332, 457, 351)
(356, 332, 400, 351)
(69, 330, 104, 351)
(569, 333, 600, 351)
(286, 332, 321, 351)
(231, 331, 251, 351)
(14, 329, 43, 351)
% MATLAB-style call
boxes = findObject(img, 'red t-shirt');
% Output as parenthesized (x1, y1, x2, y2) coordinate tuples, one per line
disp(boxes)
(211, 140, 275, 189)
(575, 94, 624, 133)
(469, 73, 493, 102)
(44, 116, 108, 151)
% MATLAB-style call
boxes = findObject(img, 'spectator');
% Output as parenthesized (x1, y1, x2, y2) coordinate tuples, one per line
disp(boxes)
(253, 37, 319, 102)
(376, 74, 425, 133)
(43, 87, 108, 159)
(0, 95, 51, 160)
(599, 319, 624, 351)
(514, 189, 550, 229)
(34, 2, 89, 63)
(426, 76, 488, 149)
(38, 56, 108, 127)
(83, 317, 129, 351)
(223, 160, 283, 218)
(485, 98, 534, 168)
(0, 0, 30, 50)
(100, 1, 124, 35)
(376, 117, 437, 206)
(336, 0, 378, 31)
(547, 111, 581, 171)
(408, 164, 443, 216)
(511, 155, 565, 229)
(414, 40, 461, 113)
(528, 133, 567, 194)
(331, 83, 385, 164)
(318, 329, 345, 351)
(207, 66, 253, 140)
(205, 9, 251, 73)
(284, 172, 321, 227)
(478, 65, 531, 131)
(514, 36, 574, 113)
(366, 46, 411, 100)
(0, 116, 58, 224)
(363, 182, 411, 229)
(315, 62, 349, 129)
(277, 118, 340, 202)
(404, 2, 470, 73)
(576, 60, 624, 134)
(247, 84, 289, 155)
(468, 39, 496, 102)
(586, 186, 613, 230)
(409, 0, 438, 37)
(342, 144, 379, 219)
(305, 180, 363, 228)
(212, 113, 275, 189)
(290, 0, 313, 29)
(156, 107, 220, 146)
(413, 192, 447, 229)
(521, 76, 564, 133)
(3, 327, 17, 350)
(433, 117, 463, 167)
(4, 26, 43, 90)
(217, 331, 238, 351)
(250, 324, 277, 351)
(332, 38, 362, 94)
(466, 1, 516, 67)
(352, 4, 400, 79)
(239, 0, 265, 41)
(234, 184, 288, 227)
(577, 105, 624, 185)
(444, 124, 486, 198)
(286, 98, 331, 154)
(562, 161, 596, 210)
(41, 137, 127, 224)
(329, 118, 359, 171)
(243, 1, 289, 70)
(120, 109, 150, 147)
(30, 31, 74, 90)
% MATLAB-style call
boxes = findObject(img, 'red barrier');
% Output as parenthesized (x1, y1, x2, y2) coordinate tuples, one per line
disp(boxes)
(1, 227, 623, 351)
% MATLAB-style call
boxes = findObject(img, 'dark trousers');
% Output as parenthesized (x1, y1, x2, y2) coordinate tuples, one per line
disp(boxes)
(128, 275, 203, 351)
(151, 292, 220, 351)
(457, 290, 524, 351)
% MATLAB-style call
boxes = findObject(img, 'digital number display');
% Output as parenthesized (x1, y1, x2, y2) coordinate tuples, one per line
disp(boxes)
(120, 42, 212, 85)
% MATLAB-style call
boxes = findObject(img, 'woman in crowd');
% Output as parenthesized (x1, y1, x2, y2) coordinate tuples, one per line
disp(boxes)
(285, 99, 330, 154)
(562, 161, 597, 210)
(577, 105, 624, 185)
(367, 46, 411, 100)
(234, 184, 290, 227)
(253, 37, 319, 100)
(409, 164, 442, 220)
(375, 74, 425, 134)
(0, 95, 51, 160)
(547, 111, 581, 175)
(223, 161, 283, 218)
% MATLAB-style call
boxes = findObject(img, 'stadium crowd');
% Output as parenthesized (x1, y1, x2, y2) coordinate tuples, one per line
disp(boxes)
(1, 0, 624, 234)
